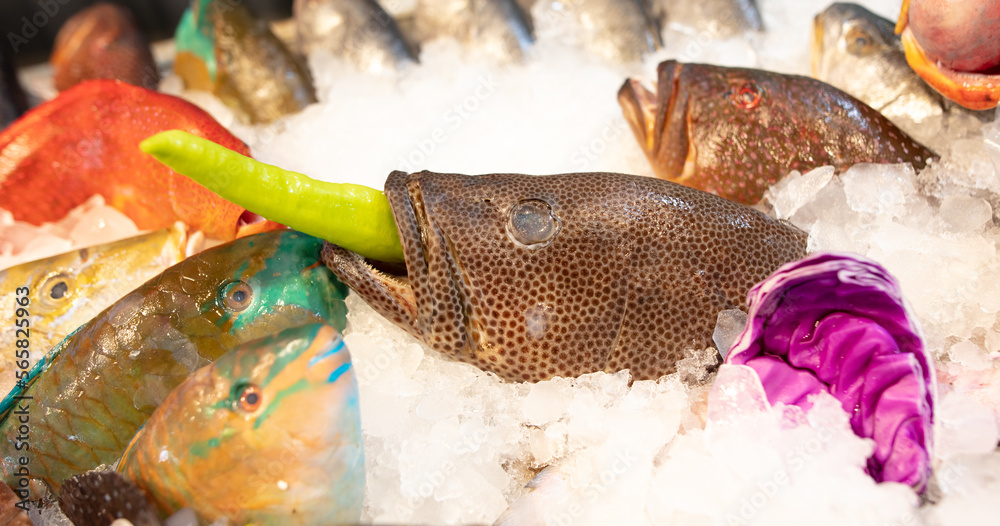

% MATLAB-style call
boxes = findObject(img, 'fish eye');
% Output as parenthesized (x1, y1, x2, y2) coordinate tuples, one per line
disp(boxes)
(844, 26, 873, 56)
(234, 383, 263, 413)
(507, 199, 560, 247)
(219, 280, 254, 312)
(732, 82, 763, 110)
(38, 273, 74, 308)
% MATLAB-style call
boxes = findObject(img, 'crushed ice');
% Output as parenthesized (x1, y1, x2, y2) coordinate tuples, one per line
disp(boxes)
(16, 0, 1000, 523)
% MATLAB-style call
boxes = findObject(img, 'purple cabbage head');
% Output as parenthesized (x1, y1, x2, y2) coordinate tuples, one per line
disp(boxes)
(724, 252, 936, 490)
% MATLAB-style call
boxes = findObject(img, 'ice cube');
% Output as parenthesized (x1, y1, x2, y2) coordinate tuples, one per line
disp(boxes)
(713, 309, 749, 359)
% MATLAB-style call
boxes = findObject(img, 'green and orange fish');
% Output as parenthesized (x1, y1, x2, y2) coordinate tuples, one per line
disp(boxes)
(0, 230, 348, 494)
(117, 323, 363, 525)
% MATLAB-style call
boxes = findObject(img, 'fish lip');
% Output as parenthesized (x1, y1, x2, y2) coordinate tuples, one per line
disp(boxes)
(394, 173, 473, 353)
(618, 60, 688, 180)
(617, 79, 659, 155)
(235, 213, 287, 238)
(653, 60, 690, 180)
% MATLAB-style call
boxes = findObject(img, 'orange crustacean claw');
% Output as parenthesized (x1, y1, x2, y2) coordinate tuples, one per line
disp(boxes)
(896, 0, 1000, 110)
(0, 79, 283, 240)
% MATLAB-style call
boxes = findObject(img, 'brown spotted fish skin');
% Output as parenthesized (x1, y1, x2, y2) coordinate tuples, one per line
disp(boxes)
(323, 170, 807, 382)
(618, 60, 938, 205)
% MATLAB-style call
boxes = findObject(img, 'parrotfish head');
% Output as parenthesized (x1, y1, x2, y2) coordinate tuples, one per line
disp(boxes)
(132, 229, 350, 364)
(617, 60, 937, 203)
(323, 170, 808, 383)
(119, 323, 364, 524)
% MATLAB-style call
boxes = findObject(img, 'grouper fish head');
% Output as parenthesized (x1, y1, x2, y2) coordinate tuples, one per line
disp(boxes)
(323, 170, 807, 383)
(617, 60, 937, 204)
(118, 323, 363, 525)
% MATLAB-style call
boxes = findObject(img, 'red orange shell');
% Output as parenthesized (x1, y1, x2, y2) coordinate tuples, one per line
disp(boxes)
(897, 0, 1000, 110)
(0, 80, 256, 240)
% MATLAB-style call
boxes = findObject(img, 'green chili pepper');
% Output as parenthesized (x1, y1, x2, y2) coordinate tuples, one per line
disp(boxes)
(141, 130, 404, 263)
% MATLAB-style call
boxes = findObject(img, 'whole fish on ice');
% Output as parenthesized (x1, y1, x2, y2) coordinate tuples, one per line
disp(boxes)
(0, 226, 190, 396)
(0, 230, 348, 493)
(175, 0, 317, 123)
(322, 170, 807, 383)
(618, 60, 938, 204)
(409, 0, 535, 63)
(50, 2, 159, 91)
(118, 323, 364, 524)
(534, 0, 662, 62)
(294, 0, 418, 73)
(812, 2, 990, 137)
(896, 0, 1000, 109)
(656, 0, 763, 38)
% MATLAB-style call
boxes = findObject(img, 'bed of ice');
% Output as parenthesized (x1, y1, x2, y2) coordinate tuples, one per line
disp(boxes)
(18, 0, 1000, 524)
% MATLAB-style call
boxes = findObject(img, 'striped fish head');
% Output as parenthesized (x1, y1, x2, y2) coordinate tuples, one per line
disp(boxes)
(129, 228, 350, 366)
(119, 323, 364, 525)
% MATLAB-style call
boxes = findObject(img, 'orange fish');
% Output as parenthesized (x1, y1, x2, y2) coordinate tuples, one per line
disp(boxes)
(0, 79, 281, 240)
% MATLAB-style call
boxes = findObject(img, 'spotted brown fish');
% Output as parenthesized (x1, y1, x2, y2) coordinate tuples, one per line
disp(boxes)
(323, 170, 807, 383)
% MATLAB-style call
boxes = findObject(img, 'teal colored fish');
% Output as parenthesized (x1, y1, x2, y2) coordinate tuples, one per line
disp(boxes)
(118, 323, 363, 525)
(0, 230, 348, 495)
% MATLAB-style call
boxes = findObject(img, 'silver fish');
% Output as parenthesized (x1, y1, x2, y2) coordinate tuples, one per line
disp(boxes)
(540, 0, 663, 62)
(655, 0, 762, 38)
(294, 0, 418, 73)
(811, 2, 991, 136)
(411, 0, 534, 63)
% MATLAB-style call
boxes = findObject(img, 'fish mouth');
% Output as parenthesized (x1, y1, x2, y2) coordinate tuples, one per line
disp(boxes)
(618, 60, 693, 181)
(618, 78, 659, 155)
(319, 171, 472, 358)
(391, 173, 475, 356)
(235, 211, 286, 238)
(900, 27, 1000, 110)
